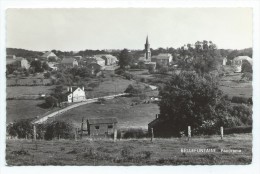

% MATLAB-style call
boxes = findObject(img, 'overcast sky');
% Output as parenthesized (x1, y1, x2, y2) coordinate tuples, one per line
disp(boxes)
(6, 8, 252, 51)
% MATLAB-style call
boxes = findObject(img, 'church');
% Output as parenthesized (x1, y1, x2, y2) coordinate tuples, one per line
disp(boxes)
(138, 36, 156, 69)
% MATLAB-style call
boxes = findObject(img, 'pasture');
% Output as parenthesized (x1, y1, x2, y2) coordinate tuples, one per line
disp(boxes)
(6, 100, 51, 123)
(54, 97, 159, 129)
(6, 133, 252, 165)
(6, 86, 54, 99)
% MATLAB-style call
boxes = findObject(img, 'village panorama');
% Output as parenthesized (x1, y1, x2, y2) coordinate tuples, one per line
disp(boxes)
(5, 9, 253, 166)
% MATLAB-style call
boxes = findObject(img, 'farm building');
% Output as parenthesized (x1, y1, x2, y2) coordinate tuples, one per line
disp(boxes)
(87, 117, 117, 136)
(232, 56, 252, 73)
(95, 54, 118, 65)
(60, 58, 79, 67)
(66, 86, 86, 103)
(151, 53, 173, 66)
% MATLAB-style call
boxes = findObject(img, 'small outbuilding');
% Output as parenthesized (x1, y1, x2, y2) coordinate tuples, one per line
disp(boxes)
(87, 117, 117, 136)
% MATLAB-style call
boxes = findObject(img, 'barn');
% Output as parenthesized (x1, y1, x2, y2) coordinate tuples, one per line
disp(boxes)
(87, 118, 117, 136)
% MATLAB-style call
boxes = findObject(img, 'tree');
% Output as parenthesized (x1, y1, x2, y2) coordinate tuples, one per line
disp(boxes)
(178, 40, 220, 75)
(42, 62, 50, 71)
(30, 60, 43, 73)
(45, 96, 58, 108)
(118, 49, 133, 69)
(241, 60, 252, 73)
(158, 71, 231, 136)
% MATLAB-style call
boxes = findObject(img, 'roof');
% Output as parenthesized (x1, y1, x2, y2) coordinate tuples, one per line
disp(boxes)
(233, 56, 252, 65)
(94, 57, 105, 62)
(42, 51, 57, 58)
(87, 117, 117, 125)
(152, 53, 172, 60)
(61, 58, 77, 64)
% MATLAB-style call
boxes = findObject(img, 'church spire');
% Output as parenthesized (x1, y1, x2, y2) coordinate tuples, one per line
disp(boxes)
(146, 35, 149, 44)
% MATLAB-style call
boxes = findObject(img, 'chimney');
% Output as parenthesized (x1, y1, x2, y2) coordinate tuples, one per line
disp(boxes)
(67, 87, 70, 92)
(82, 86, 84, 91)
(70, 87, 72, 92)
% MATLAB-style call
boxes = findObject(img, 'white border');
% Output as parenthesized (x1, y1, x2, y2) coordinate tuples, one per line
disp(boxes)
(0, 1, 260, 174)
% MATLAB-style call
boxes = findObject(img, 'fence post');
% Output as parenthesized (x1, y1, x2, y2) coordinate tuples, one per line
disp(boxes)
(220, 126, 224, 140)
(151, 128, 154, 142)
(188, 126, 191, 141)
(75, 128, 77, 141)
(81, 117, 84, 139)
(114, 129, 117, 142)
(33, 124, 36, 141)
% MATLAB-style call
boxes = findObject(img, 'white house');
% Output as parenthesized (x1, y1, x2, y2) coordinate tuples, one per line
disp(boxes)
(93, 56, 106, 67)
(232, 56, 252, 73)
(66, 86, 86, 103)
(222, 57, 227, 66)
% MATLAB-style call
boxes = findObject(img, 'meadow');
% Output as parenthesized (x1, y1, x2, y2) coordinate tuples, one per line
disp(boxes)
(6, 100, 50, 123)
(55, 97, 159, 129)
(6, 133, 252, 165)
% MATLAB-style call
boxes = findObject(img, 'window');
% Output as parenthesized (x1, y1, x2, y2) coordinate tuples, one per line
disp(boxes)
(108, 125, 113, 129)
(95, 126, 99, 129)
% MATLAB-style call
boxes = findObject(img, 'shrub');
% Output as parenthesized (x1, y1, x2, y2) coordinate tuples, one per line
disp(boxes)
(121, 128, 148, 139)
(45, 96, 58, 108)
(231, 96, 250, 104)
(6, 118, 34, 139)
(229, 104, 252, 125)
(224, 126, 252, 134)
(44, 121, 73, 140)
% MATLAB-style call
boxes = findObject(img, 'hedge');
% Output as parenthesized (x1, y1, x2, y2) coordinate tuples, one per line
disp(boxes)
(224, 126, 252, 134)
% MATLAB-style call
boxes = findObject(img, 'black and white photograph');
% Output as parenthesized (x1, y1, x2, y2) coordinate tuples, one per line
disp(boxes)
(0, 0, 260, 174)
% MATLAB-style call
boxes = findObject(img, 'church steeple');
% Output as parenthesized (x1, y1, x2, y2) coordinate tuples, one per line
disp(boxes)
(144, 35, 151, 61)
(146, 35, 149, 45)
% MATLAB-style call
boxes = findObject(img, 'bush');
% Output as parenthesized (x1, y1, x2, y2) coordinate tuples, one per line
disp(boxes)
(7, 118, 34, 138)
(123, 72, 133, 80)
(224, 126, 252, 134)
(231, 96, 250, 104)
(229, 104, 252, 125)
(44, 121, 73, 140)
(121, 128, 148, 139)
(45, 96, 58, 108)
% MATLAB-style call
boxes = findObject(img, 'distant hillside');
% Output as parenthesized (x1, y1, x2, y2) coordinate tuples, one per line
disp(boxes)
(6, 48, 43, 58)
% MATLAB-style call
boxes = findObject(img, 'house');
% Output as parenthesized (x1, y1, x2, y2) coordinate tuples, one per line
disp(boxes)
(6, 56, 30, 69)
(222, 57, 227, 66)
(151, 53, 173, 66)
(93, 56, 106, 67)
(47, 62, 58, 71)
(95, 54, 118, 65)
(60, 58, 78, 67)
(66, 86, 86, 103)
(232, 56, 252, 73)
(87, 117, 117, 136)
(87, 63, 102, 76)
(41, 51, 58, 61)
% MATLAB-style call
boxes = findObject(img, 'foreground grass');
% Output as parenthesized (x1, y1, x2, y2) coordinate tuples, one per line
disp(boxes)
(6, 133, 252, 166)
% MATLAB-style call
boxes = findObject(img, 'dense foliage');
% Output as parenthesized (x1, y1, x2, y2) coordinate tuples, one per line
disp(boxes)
(158, 71, 248, 136)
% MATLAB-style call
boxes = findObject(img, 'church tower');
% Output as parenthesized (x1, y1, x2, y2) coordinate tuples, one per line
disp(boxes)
(144, 36, 151, 61)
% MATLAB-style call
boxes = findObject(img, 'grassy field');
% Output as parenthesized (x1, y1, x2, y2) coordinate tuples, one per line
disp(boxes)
(86, 76, 135, 98)
(219, 67, 252, 97)
(54, 97, 159, 129)
(6, 100, 52, 123)
(6, 133, 252, 165)
(6, 86, 54, 99)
